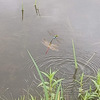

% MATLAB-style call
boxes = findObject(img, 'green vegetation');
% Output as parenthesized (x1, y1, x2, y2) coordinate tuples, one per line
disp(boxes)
(22, 0, 24, 11)
(27, 51, 100, 100)
(22, 3, 24, 11)
(27, 50, 63, 100)
(14, 60, 100, 100)
(38, 69, 64, 100)
(34, 0, 37, 6)
(15, 94, 36, 100)
(72, 40, 78, 69)
(1, 45, 100, 100)
(27, 50, 49, 100)
(21, 0, 24, 20)
(75, 70, 100, 100)
(34, 0, 40, 16)
(72, 40, 78, 79)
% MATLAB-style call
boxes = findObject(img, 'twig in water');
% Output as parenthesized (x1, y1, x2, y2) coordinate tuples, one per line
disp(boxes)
(84, 52, 96, 67)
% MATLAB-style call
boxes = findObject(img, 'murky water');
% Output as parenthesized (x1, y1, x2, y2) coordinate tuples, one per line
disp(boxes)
(0, 0, 100, 99)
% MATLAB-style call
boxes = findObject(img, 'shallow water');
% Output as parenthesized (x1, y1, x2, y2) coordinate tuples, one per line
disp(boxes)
(0, 0, 100, 99)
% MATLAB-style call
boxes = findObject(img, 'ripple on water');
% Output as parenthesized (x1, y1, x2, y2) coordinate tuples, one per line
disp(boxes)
(26, 51, 100, 99)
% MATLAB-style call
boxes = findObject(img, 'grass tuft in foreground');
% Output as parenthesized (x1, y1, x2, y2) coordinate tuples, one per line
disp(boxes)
(75, 70, 100, 100)
(27, 50, 64, 100)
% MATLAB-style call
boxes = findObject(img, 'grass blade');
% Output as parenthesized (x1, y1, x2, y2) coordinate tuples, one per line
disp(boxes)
(72, 39, 78, 69)
(27, 50, 48, 100)
(55, 82, 61, 100)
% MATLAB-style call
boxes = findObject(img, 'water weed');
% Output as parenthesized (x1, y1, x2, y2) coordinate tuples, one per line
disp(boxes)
(15, 94, 36, 100)
(15, 70, 100, 100)
(34, 0, 40, 16)
(2, 44, 100, 100)
(17, 95, 25, 100)
(75, 73, 84, 98)
(72, 40, 78, 79)
(91, 70, 100, 99)
(27, 50, 64, 100)
(21, 0, 24, 20)
(27, 50, 48, 100)
(72, 40, 78, 69)
(75, 70, 100, 100)
(38, 68, 64, 100)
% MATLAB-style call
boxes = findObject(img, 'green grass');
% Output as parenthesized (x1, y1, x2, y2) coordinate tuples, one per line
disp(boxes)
(27, 50, 49, 100)
(27, 50, 63, 100)
(15, 94, 36, 100)
(72, 39, 78, 69)
(34, 0, 37, 6)
(15, 43, 100, 100)
(75, 70, 100, 100)
(34, 0, 40, 16)
(14, 69, 100, 100)
(1, 43, 100, 100)
(38, 68, 64, 100)
(22, 0, 24, 11)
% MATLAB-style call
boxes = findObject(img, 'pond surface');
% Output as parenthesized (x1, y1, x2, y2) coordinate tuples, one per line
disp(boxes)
(0, 0, 100, 99)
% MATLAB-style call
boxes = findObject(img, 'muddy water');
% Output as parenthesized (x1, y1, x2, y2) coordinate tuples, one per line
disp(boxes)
(0, 0, 100, 99)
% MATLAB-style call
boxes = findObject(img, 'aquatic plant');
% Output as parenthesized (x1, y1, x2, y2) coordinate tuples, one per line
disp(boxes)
(34, 0, 40, 16)
(72, 40, 78, 69)
(80, 90, 97, 100)
(72, 40, 78, 79)
(27, 50, 64, 100)
(91, 70, 100, 99)
(38, 68, 64, 100)
(75, 70, 100, 100)
(27, 50, 49, 100)
(16, 95, 25, 100)
(15, 94, 36, 100)
(22, 4, 24, 11)
(22, 0, 24, 11)
(14, 69, 100, 100)
(34, 0, 37, 6)
(21, 0, 24, 20)
(75, 73, 93, 100)
(75, 73, 84, 98)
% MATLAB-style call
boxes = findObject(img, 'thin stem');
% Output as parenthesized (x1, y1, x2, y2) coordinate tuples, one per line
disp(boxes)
(72, 39, 78, 69)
